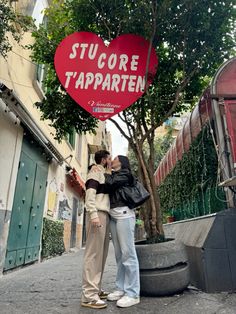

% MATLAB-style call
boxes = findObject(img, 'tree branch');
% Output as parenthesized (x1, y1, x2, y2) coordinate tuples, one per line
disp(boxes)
(144, 1, 157, 93)
(142, 66, 198, 142)
(98, 4, 112, 41)
(118, 112, 127, 124)
(122, 112, 135, 139)
(109, 117, 132, 144)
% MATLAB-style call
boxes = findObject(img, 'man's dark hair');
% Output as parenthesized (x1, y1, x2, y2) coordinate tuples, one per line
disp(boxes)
(95, 150, 110, 164)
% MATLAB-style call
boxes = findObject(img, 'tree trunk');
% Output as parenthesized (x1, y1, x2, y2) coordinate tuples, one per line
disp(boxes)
(134, 142, 164, 241)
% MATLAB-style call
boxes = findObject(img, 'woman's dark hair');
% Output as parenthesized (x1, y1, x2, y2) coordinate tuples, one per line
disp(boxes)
(88, 163, 95, 171)
(95, 150, 110, 164)
(118, 155, 131, 171)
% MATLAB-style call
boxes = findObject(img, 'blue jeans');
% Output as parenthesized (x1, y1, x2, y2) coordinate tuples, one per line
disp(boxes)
(110, 216, 140, 297)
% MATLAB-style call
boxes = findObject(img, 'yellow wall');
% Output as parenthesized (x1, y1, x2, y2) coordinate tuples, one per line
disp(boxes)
(0, 33, 88, 249)
(0, 2, 112, 256)
(0, 34, 88, 179)
(0, 100, 23, 213)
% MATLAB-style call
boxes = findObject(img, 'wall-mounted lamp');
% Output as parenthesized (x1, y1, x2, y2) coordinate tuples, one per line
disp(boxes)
(64, 154, 73, 160)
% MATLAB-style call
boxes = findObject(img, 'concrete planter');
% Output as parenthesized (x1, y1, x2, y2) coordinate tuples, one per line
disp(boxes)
(163, 208, 236, 292)
(136, 240, 190, 296)
(135, 225, 146, 241)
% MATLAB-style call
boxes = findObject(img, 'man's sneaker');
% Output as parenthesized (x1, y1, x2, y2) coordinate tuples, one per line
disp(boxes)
(116, 295, 140, 308)
(107, 290, 125, 301)
(81, 299, 107, 309)
(98, 290, 109, 299)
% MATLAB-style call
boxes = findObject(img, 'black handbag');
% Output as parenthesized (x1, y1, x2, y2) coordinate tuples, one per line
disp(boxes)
(119, 180, 150, 209)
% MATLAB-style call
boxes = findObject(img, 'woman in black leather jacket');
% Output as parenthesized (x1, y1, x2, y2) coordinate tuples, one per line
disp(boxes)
(104, 155, 140, 308)
(105, 165, 135, 209)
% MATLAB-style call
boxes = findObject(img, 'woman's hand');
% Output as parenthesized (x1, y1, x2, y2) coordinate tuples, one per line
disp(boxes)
(90, 165, 100, 172)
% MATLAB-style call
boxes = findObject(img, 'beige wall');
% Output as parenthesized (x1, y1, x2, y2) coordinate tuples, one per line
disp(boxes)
(0, 31, 87, 247)
(155, 124, 179, 138)
(155, 114, 190, 138)
(0, 1, 112, 263)
(0, 100, 23, 214)
(0, 99, 24, 272)
(0, 42, 111, 182)
(0, 34, 88, 179)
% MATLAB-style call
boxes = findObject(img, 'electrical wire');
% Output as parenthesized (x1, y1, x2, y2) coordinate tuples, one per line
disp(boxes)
(11, 50, 38, 66)
(0, 77, 34, 88)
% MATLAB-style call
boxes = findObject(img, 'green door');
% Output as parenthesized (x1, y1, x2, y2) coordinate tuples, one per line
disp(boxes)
(4, 138, 48, 270)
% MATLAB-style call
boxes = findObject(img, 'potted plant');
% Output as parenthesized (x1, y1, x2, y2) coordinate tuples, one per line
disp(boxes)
(166, 210, 175, 224)
(31, 0, 235, 296)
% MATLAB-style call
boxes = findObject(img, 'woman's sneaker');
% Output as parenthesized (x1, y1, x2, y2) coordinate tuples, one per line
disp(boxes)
(81, 299, 107, 309)
(116, 295, 140, 308)
(107, 290, 125, 301)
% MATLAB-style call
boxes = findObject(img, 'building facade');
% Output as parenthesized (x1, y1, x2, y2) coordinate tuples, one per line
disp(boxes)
(0, 0, 112, 273)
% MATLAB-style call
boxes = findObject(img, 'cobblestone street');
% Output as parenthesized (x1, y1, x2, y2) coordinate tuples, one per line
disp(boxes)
(0, 244, 236, 314)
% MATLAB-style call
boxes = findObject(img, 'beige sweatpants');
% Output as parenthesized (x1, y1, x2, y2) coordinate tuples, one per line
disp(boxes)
(81, 211, 110, 302)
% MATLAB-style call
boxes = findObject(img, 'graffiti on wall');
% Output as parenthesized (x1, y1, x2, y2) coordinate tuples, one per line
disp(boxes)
(58, 198, 73, 221)
(47, 178, 59, 217)
(46, 176, 84, 221)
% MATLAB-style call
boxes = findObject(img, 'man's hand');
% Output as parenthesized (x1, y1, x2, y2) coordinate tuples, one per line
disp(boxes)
(91, 217, 102, 227)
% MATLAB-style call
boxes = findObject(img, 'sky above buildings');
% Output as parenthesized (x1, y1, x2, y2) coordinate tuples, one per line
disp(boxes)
(106, 116, 128, 157)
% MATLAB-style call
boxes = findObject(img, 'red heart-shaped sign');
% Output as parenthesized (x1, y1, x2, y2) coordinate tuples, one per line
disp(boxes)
(54, 32, 158, 120)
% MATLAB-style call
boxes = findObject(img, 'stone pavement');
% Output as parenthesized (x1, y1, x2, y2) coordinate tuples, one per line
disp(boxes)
(0, 244, 236, 314)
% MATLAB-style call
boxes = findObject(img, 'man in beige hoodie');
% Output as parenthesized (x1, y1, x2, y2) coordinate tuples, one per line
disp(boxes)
(81, 150, 111, 309)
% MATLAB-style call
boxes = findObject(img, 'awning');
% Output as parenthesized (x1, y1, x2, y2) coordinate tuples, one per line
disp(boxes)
(88, 144, 103, 154)
(0, 83, 64, 164)
(66, 167, 85, 196)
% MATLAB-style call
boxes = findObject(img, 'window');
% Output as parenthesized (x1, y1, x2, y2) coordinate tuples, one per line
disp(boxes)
(67, 129, 76, 149)
(77, 135, 83, 164)
(13, 0, 37, 16)
(36, 64, 47, 91)
(35, 13, 48, 90)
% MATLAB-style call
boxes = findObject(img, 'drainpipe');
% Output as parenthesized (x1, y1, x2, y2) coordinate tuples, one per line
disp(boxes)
(210, 61, 235, 208)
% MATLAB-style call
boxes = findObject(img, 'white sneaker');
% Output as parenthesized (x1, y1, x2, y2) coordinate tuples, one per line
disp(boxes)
(107, 290, 125, 301)
(116, 295, 140, 308)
